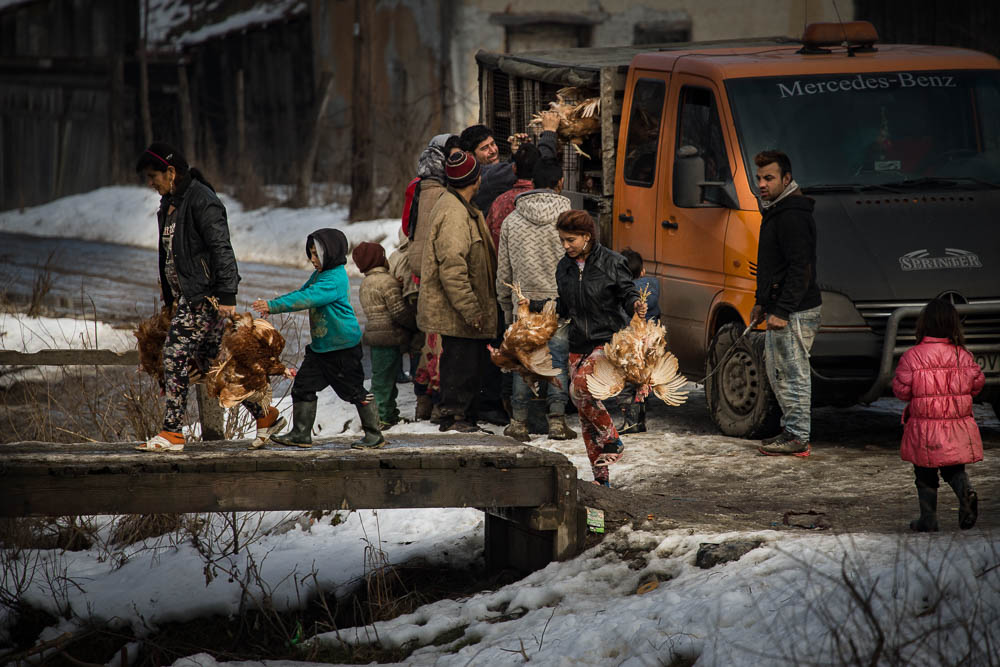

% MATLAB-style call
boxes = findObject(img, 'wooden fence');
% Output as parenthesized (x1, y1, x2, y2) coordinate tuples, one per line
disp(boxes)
(0, 348, 224, 439)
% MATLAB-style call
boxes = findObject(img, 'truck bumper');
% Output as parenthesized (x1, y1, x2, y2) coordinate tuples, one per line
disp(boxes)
(810, 302, 1000, 404)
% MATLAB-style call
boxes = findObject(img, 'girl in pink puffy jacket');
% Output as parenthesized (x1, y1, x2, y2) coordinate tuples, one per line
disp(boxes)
(892, 299, 985, 532)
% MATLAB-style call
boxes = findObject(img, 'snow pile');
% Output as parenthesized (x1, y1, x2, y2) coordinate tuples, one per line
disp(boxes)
(5, 514, 997, 666)
(0, 312, 134, 355)
(308, 527, 1000, 666)
(0, 185, 401, 274)
(3, 508, 484, 640)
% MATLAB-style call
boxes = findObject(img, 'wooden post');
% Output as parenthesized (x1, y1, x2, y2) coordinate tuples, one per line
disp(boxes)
(349, 0, 375, 221)
(195, 385, 225, 441)
(236, 69, 247, 166)
(294, 71, 334, 207)
(178, 63, 196, 165)
(109, 55, 125, 183)
(138, 0, 153, 147)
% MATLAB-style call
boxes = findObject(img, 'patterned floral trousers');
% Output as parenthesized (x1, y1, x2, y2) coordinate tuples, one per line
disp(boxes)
(569, 347, 622, 485)
(414, 332, 442, 394)
(161, 297, 264, 432)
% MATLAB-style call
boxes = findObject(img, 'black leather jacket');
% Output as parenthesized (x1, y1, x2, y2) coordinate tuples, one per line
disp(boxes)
(157, 173, 240, 307)
(543, 242, 640, 354)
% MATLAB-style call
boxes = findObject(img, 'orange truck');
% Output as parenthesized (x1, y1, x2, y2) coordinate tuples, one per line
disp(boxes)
(476, 22, 1000, 437)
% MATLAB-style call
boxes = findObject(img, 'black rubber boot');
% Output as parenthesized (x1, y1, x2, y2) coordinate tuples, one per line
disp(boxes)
(909, 482, 939, 532)
(351, 399, 386, 449)
(270, 400, 317, 448)
(948, 472, 979, 530)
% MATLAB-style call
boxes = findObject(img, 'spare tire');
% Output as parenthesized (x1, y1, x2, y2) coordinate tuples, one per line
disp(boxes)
(705, 322, 781, 438)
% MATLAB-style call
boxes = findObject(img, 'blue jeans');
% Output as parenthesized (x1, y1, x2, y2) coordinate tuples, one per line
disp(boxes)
(764, 306, 822, 441)
(511, 322, 570, 419)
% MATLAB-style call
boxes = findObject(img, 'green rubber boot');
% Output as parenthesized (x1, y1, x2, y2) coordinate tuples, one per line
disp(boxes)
(270, 400, 317, 448)
(351, 398, 386, 449)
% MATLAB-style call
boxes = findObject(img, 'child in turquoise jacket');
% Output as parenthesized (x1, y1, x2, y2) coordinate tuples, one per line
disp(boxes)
(252, 228, 384, 448)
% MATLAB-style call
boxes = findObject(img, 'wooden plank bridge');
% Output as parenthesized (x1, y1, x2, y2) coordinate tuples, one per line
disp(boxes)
(0, 434, 583, 573)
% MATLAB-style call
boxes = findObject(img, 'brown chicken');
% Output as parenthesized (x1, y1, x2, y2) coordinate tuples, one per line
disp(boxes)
(587, 286, 689, 406)
(529, 86, 601, 158)
(489, 282, 561, 395)
(134, 305, 175, 389)
(206, 313, 289, 409)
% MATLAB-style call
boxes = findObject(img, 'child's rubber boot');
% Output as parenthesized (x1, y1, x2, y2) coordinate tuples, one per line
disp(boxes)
(270, 400, 317, 448)
(909, 481, 939, 532)
(249, 406, 287, 450)
(351, 396, 386, 449)
(948, 471, 979, 529)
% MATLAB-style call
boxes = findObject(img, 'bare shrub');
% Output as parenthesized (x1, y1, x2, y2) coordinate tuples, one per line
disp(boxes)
(744, 534, 1000, 666)
(109, 514, 185, 547)
(27, 251, 56, 318)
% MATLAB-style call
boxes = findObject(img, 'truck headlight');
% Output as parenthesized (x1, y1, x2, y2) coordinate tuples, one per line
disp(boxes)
(820, 291, 866, 327)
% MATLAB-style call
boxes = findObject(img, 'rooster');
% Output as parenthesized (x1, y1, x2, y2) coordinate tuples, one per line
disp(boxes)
(489, 282, 561, 395)
(206, 313, 291, 410)
(134, 305, 175, 389)
(529, 86, 601, 158)
(586, 286, 688, 406)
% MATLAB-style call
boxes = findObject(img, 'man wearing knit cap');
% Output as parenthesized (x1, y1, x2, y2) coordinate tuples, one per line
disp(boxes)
(354, 241, 416, 429)
(417, 151, 498, 432)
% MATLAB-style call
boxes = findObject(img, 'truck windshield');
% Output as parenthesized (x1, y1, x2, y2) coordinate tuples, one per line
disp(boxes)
(726, 70, 1000, 192)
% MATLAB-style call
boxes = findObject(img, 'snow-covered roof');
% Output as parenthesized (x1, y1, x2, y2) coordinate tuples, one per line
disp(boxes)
(0, 0, 35, 10)
(144, 0, 307, 50)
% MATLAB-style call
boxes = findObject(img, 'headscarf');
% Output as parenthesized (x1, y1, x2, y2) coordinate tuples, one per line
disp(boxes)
(306, 228, 348, 271)
(416, 134, 450, 182)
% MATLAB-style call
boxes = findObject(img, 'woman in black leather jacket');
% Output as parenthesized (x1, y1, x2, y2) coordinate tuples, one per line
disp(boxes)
(134, 143, 283, 452)
(546, 210, 643, 486)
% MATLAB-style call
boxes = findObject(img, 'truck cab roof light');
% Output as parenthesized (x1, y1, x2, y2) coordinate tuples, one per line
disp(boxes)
(799, 21, 879, 56)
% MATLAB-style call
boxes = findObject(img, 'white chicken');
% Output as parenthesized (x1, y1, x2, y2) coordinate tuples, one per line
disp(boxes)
(586, 286, 688, 406)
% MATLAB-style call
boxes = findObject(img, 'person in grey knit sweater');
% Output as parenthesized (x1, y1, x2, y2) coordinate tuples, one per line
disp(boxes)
(495, 158, 576, 441)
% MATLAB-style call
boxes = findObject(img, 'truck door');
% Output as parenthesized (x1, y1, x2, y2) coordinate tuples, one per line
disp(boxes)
(613, 72, 668, 253)
(656, 76, 734, 369)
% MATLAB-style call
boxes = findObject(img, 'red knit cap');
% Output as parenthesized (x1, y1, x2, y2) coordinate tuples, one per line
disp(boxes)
(445, 150, 481, 188)
(352, 241, 386, 273)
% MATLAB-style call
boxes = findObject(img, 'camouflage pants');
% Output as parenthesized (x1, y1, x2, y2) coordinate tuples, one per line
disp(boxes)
(161, 297, 264, 432)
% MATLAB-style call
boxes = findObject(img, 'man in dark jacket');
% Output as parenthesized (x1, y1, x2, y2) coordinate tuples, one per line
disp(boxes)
(750, 150, 822, 457)
(462, 113, 561, 215)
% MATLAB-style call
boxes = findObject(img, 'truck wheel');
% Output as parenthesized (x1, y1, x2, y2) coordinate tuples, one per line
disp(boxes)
(705, 322, 781, 438)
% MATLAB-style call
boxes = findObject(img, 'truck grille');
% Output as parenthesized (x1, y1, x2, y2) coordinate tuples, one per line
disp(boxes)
(855, 299, 1000, 344)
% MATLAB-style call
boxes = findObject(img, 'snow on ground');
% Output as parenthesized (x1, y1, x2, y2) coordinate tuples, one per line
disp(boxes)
(0, 185, 401, 275)
(0, 311, 136, 386)
(0, 312, 134, 355)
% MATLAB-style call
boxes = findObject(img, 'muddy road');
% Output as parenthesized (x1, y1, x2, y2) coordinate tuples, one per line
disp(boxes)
(573, 387, 1000, 538)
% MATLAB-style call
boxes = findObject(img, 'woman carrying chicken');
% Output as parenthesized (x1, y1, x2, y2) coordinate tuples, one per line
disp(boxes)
(526, 210, 643, 486)
(134, 142, 284, 452)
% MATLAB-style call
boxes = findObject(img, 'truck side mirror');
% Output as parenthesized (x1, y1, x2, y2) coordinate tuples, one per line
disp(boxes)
(674, 145, 739, 209)
(701, 181, 740, 209)
(674, 146, 705, 208)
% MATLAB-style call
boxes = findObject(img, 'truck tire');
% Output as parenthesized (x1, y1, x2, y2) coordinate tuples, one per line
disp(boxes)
(705, 322, 781, 438)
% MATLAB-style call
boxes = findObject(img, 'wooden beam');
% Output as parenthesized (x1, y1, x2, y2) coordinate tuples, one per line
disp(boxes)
(1, 467, 558, 517)
(0, 349, 139, 366)
(599, 66, 619, 199)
